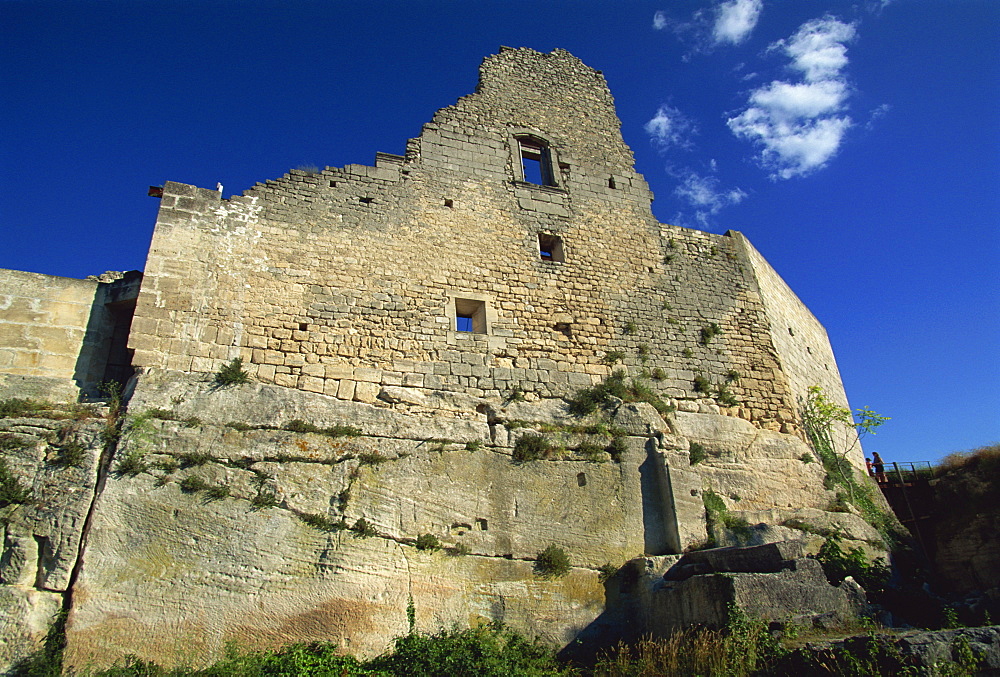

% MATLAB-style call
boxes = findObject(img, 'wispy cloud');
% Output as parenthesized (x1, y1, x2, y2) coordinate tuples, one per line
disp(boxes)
(728, 16, 857, 179)
(653, 0, 762, 54)
(712, 0, 763, 45)
(673, 168, 747, 227)
(644, 105, 696, 151)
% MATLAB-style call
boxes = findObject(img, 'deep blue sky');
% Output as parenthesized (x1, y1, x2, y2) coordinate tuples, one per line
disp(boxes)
(2, 1, 998, 464)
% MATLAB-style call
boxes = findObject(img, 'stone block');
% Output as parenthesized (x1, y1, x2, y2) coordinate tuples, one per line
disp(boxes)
(354, 381, 379, 403)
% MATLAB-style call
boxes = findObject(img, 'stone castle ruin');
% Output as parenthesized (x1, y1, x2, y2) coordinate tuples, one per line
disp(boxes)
(0, 48, 886, 670)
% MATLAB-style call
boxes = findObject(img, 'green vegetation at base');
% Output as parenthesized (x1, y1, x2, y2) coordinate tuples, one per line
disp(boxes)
(369, 622, 569, 677)
(13, 609, 988, 677)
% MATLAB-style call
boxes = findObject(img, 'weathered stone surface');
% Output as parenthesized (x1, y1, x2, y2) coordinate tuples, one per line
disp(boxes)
(664, 541, 806, 580)
(0, 412, 104, 671)
(64, 471, 606, 670)
(648, 557, 860, 631)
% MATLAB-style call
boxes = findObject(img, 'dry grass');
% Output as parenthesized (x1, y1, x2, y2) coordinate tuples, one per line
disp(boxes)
(936, 442, 1000, 474)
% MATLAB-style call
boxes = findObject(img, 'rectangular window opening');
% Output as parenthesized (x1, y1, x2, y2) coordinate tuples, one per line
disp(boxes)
(519, 140, 555, 186)
(455, 298, 487, 334)
(538, 233, 565, 263)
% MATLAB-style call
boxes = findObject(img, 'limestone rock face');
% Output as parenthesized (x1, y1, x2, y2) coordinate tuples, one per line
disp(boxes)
(0, 409, 105, 671)
(0, 370, 881, 671)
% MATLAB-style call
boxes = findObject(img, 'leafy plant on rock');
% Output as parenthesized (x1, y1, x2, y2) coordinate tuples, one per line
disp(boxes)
(214, 357, 250, 386)
(513, 434, 555, 462)
(415, 533, 441, 551)
(534, 544, 571, 579)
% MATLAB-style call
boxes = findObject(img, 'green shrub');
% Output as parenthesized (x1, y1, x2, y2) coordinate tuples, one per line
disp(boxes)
(415, 533, 441, 551)
(513, 434, 554, 462)
(606, 436, 628, 463)
(703, 490, 753, 546)
(812, 534, 890, 594)
(577, 441, 607, 462)
(725, 369, 741, 383)
(204, 484, 230, 501)
(602, 350, 626, 365)
(567, 370, 672, 417)
(534, 544, 571, 579)
(624, 321, 637, 335)
(356, 453, 387, 466)
(689, 442, 707, 465)
(225, 421, 255, 431)
(506, 386, 526, 403)
(152, 457, 180, 474)
(284, 419, 320, 434)
(700, 322, 722, 345)
(250, 491, 279, 509)
(178, 451, 212, 468)
(651, 367, 666, 380)
(285, 419, 363, 438)
(800, 452, 814, 463)
(214, 357, 250, 386)
(299, 512, 343, 531)
(465, 440, 482, 452)
(351, 517, 378, 538)
(369, 622, 566, 677)
(179, 476, 209, 493)
(146, 408, 176, 420)
(0, 460, 32, 507)
(115, 450, 147, 476)
(693, 375, 711, 393)
(597, 563, 618, 583)
(51, 441, 86, 468)
(717, 385, 738, 407)
(682, 347, 693, 358)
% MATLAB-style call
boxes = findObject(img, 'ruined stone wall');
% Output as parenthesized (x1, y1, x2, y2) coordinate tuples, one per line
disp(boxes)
(0, 270, 99, 401)
(738, 237, 862, 464)
(129, 48, 801, 428)
(0, 270, 141, 401)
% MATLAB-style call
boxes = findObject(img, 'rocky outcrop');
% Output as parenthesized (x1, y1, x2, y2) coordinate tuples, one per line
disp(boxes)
(793, 625, 1000, 674)
(0, 407, 107, 670)
(0, 370, 889, 671)
(651, 542, 867, 631)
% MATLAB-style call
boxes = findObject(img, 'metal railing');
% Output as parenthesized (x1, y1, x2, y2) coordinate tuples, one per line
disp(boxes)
(873, 461, 933, 485)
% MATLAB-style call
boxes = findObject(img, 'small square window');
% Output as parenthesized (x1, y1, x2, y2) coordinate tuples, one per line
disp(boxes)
(455, 298, 487, 334)
(538, 233, 565, 263)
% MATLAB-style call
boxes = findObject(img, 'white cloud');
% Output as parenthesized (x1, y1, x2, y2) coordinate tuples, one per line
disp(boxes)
(645, 105, 696, 151)
(712, 0, 763, 45)
(728, 16, 857, 179)
(749, 80, 849, 118)
(674, 170, 747, 225)
(779, 17, 856, 81)
(652, 11, 668, 30)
